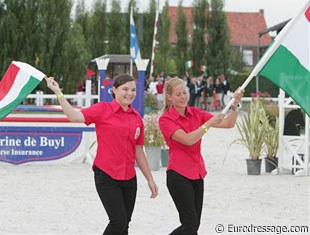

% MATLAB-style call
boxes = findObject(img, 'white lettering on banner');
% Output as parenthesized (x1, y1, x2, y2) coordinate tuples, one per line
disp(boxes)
(24, 137, 37, 146)
(40, 137, 65, 149)
(0, 150, 10, 155)
(10, 149, 43, 155)
(0, 136, 22, 147)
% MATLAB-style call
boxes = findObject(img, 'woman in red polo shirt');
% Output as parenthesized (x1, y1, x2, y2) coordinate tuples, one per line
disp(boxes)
(46, 74, 158, 235)
(159, 77, 243, 235)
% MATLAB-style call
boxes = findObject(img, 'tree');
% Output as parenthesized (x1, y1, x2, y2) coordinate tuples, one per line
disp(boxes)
(205, 0, 231, 77)
(88, 0, 108, 58)
(140, 0, 156, 68)
(0, 0, 74, 93)
(190, 0, 208, 76)
(175, 0, 188, 76)
(0, 0, 41, 73)
(36, 0, 72, 92)
(62, 23, 91, 93)
(74, 0, 92, 49)
(21, 0, 42, 67)
(230, 47, 245, 73)
(108, 0, 126, 54)
(74, 0, 90, 34)
(156, 0, 173, 76)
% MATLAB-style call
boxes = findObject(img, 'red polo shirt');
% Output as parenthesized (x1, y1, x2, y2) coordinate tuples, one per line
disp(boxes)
(81, 100, 144, 180)
(159, 106, 213, 180)
(156, 82, 164, 94)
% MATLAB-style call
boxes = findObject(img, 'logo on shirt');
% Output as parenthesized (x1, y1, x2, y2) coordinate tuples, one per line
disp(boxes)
(134, 127, 140, 140)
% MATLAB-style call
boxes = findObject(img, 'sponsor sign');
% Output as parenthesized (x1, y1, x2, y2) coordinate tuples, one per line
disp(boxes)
(0, 126, 94, 165)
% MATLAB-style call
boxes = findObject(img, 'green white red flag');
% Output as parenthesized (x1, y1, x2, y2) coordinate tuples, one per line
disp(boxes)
(257, 3, 310, 116)
(185, 60, 194, 69)
(200, 65, 207, 73)
(223, 3, 310, 116)
(0, 61, 46, 120)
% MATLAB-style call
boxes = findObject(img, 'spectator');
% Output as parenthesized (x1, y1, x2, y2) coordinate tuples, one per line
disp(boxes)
(148, 77, 158, 95)
(156, 75, 164, 109)
(221, 74, 230, 107)
(195, 76, 203, 108)
(205, 76, 214, 112)
(188, 77, 197, 107)
(215, 77, 223, 110)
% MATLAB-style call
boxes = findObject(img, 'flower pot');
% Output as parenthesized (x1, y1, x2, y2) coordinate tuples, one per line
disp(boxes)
(161, 149, 169, 167)
(144, 106, 152, 114)
(246, 159, 262, 175)
(145, 146, 161, 171)
(265, 157, 278, 173)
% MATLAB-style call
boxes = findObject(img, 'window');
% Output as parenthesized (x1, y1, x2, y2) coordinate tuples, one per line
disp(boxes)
(243, 50, 253, 66)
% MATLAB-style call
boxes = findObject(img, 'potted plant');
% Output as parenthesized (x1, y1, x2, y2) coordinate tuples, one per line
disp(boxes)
(236, 99, 269, 175)
(264, 117, 279, 173)
(143, 113, 164, 171)
(144, 92, 158, 114)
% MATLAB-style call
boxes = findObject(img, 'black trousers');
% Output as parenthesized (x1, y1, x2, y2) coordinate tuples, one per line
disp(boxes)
(167, 170, 204, 235)
(189, 95, 196, 107)
(94, 167, 137, 235)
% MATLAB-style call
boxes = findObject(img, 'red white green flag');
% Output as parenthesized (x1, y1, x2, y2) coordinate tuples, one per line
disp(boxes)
(223, 2, 310, 116)
(0, 61, 46, 120)
(200, 65, 207, 73)
(185, 60, 194, 69)
(257, 3, 310, 116)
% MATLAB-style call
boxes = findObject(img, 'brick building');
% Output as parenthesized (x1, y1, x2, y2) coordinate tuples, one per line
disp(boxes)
(167, 7, 272, 69)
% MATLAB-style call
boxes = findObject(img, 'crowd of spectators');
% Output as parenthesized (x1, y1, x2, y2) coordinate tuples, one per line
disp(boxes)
(73, 71, 233, 112)
(145, 72, 233, 112)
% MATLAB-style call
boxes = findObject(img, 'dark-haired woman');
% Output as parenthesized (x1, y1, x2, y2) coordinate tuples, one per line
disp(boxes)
(46, 74, 158, 235)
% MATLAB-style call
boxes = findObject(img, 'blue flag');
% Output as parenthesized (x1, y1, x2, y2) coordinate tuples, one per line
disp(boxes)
(130, 7, 141, 60)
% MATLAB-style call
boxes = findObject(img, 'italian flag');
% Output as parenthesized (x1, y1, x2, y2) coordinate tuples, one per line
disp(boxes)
(185, 60, 194, 69)
(0, 61, 46, 120)
(257, 3, 310, 116)
(200, 65, 207, 72)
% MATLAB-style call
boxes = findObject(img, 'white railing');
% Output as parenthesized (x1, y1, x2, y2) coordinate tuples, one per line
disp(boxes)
(26, 81, 280, 109)
(25, 80, 99, 107)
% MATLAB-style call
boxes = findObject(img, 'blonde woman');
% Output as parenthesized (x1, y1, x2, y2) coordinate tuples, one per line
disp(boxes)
(158, 77, 243, 235)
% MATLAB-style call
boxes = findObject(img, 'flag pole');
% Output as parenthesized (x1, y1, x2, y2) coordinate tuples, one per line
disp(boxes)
(130, 7, 133, 77)
(222, 1, 310, 114)
(150, 2, 159, 79)
(130, 57, 133, 77)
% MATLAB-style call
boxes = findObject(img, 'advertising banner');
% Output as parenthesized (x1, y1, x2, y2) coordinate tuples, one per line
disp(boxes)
(0, 126, 95, 165)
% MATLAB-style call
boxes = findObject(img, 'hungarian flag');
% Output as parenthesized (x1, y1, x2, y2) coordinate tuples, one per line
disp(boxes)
(200, 65, 207, 73)
(0, 61, 45, 120)
(185, 60, 194, 69)
(257, 3, 310, 116)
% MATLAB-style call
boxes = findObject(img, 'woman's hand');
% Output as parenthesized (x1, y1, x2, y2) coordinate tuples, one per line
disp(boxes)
(45, 77, 62, 95)
(148, 179, 158, 198)
(232, 87, 244, 106)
